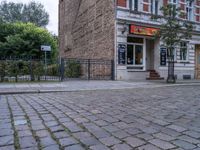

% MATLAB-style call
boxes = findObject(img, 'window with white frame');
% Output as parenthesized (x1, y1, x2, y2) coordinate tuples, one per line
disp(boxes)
(151, 0, 159, 15)
(142, 0, 151, 12)
(132, 0, 139, 11)
(169, 0, 178, 12)
(180, 41, 188, 61)
(186, 0, 193, 21)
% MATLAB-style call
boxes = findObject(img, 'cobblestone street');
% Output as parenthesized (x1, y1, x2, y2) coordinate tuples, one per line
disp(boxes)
(1, 85, 200, 150)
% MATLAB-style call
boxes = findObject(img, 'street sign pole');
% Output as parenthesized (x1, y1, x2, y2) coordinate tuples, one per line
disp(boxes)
(45, 50, 47, 80)
(41, 45, 51, 81)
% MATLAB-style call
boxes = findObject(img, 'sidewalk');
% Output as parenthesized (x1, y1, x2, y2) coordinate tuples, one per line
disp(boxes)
(0, 80, 200, 94)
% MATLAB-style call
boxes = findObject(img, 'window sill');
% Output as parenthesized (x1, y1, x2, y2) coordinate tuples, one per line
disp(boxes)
(178, 61, 190, 64)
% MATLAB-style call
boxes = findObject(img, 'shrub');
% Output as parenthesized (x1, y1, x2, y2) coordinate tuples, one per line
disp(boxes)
(65, 60, 81, 78)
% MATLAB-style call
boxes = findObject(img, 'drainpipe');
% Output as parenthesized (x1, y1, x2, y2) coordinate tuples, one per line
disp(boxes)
(114, 0, 117, 80)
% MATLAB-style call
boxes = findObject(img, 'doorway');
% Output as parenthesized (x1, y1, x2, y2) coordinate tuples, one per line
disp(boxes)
(146, 39, 155, 70)
(195, 46, 200, 79)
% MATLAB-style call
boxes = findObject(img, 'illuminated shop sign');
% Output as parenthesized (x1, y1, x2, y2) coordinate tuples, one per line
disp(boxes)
(129, 25, 159, 36)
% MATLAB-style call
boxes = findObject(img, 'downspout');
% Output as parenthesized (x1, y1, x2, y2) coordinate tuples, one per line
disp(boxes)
(114, 0, 117, 80)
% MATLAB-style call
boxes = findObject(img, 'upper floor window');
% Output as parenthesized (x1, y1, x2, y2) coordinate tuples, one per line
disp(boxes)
(186, 0, 193, 21)
(133, 0, 139, 11)
(169, 0, 178, 11)
(151, 0, 159, 15)
(195, 0, 200, 22)
(117, 0, 127, 8)
(142, 0, 150, 12)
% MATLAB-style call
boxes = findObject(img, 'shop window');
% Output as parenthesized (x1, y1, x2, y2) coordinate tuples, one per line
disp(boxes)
(127, 45, 134, 65)
(135, 45, 143, 65)
(127, 44, 143, 65)
(180, 41, 188, 61)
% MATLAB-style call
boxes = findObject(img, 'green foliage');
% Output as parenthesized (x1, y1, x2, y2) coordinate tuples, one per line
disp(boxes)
(0, 1, 49, 27)
(0, 22, 58, 60)
(47, 64, 59, 76)
(0, 59, 60, 82)
(155, 3, 193, 58)
(65, 61, 81, 78)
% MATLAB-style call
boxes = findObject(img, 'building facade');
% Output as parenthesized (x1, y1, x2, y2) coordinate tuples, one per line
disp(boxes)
(59, 0, 200, 80)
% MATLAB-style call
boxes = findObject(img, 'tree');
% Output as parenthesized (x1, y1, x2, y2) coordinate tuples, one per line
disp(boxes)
(0, 22, 58, 61)
(0, 1, 49, 27)
(155, 2, 193, 83)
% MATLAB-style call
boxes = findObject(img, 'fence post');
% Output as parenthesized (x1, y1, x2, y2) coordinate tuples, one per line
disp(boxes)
(60, 58, 65, 81)
(111, 60, 115, 80)
(30, 60, 34, 81)
(88, 59, 91, 80)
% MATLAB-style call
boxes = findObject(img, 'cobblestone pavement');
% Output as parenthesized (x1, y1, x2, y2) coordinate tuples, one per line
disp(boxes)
(1, 86, 200, 150)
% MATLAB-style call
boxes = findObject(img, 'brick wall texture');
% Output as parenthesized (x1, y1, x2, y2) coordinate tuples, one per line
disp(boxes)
(59, 0, 115, 60)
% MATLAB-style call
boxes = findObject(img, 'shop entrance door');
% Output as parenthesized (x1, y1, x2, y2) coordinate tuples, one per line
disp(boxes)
(195, 48, 200, 79)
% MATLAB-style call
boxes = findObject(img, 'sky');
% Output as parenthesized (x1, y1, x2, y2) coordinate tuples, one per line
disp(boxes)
(5, 0, 59, 35)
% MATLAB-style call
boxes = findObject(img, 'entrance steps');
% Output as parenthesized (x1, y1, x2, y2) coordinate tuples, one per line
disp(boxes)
(146, 70, 164, 80)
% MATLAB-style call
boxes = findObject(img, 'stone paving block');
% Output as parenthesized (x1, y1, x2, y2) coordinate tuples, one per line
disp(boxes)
(19, 136, 37, 149)
(21, 147, 39, 150)
(112, 143, 132, 150)
(73, 132, 91, 139)
(184, 130, 200, 139)
(0, 129, 14, 137)
(40, 137, 57, 148)
(62, 122, 83, 133)
(99, 136, 121, 146)
(90, 144, 110, 150)
(43, 144, 60, 150)
(15, 125, 29, 131)
(54, 131, 70, 139)
(0, 135, 14, 146)
(167, 125, 187, 132)
(153, 132, 176, 141)
(93, 120, 109, 126)
(177, 135, 200, 144)
(59, 137, 78, 147)
(149, 139, 176, 149)
(18, 130, 32, 137)
(45, 121, 59, 127)
(172, 140, 197, 149)
(112, 130, 130, 139)
(49, 125, 64, 133)
(32, 125, 46, 131)
(125, 127, 142, 135)
(64, 144, 85, 150)
(79, 137, 100, 146)
(124, 137, 146, 148)
(103, 125, 120, 132)
(136, 133, 154, 141)
(92, 130, 111, 139)
(0, 145, 15, 150)
(161, 128, 181, 137)
(36, 130, 50, 138)
(138, 144, 161, 150)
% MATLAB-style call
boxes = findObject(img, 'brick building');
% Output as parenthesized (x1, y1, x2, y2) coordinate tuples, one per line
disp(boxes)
(59, 0, 200, 80)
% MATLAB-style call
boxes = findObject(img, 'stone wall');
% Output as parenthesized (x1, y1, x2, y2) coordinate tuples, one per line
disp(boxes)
(59, 0, 115, 60)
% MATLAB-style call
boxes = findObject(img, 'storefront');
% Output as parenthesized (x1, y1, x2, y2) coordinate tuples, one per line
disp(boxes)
(116, 23, 160, 80)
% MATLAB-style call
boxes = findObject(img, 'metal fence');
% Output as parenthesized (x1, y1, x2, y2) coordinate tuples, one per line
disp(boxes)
(0, 58, 60, 82)
(0, 57, 114, 82)
(60, 58, 115, 81)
